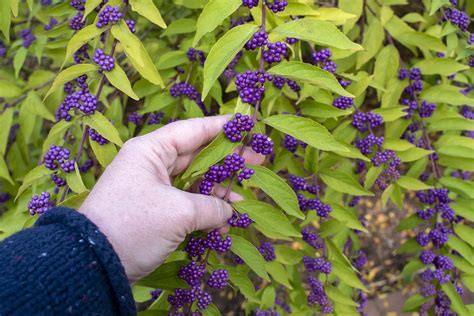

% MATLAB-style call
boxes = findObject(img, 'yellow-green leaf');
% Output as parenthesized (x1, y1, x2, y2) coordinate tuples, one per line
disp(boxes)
(104, 63, 140, 100)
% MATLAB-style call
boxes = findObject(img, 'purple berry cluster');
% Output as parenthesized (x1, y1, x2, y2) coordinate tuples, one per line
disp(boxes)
(251, 133, 274, 155)
(126, 19, 136, 33)
(28, 192, 54, 216)
(128, 111, 144, 125)
(74, 45, 90, 64)
(445, 8, 469, 31)
(258, 242, 276, 262)
(43, 145, 76, 173)
(187, 48, 206, 65)
(283, 134, 306, 153)
(70, 0, 85, 10)
(223, 113, 254, 142)
(306, 276, 333, 313)
(307, 198, 332, 218)
(89, 128, 109, 145)
(148, 112, 164, 125)
(0, 193, 10, 203)
(312, 48, 337, 73)
(235, 70, 273, 105)
(244, 31, 268, 51)
(351, 111, 384, 132)
(199, 152, 253, 195)
(332, 96, 353, 109)
(93, 48, 115, 71)
(170, 82, 209, 115)
(288, 175, 320, 212)
(266, 0, 288, 13)
(302, 226, 322, 249)
(228, 212, 252, 228)
(97, 5, 123, 28)
(44, 18, 58, 31)
(19, 29, 36, 48)
(242, 0, 258, 9)
(0, 41, 6, 57)
(169, 230, 231, 312)
(263, 42, 287, 64)
(355, 134, 384, 155)
(272, 76, 301, 92)
(69, 13, 85, 30)
(56, 89, 98, 121)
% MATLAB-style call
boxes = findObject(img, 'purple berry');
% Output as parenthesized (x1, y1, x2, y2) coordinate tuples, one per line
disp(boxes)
(96, 5, 122, 28)
(93, 48, 115, 71)
(207, 269, 229, 289)
(28, 192, 54, 215)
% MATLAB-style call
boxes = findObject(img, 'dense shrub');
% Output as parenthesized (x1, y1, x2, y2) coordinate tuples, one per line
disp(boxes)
(0, 0, 473, 314)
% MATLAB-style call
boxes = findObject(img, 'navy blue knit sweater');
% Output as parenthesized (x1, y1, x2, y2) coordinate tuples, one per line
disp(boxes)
(0, 207, 136, 315)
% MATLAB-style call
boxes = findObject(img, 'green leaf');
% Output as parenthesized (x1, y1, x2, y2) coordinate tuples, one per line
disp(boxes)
(63, 25, 106, 67)
(104, 63, 140, 100)
(396, 176, 432, 191)
(461, 275, 474, 293)
(263, 115, 348, 152)
(0, 107, 13, 154)
(247, 165, 304, 219)
(182, 133, 238, 179)
(193, 0, 241, 46)
(454, 224, 474, 248)
(401, 259, 424, 279)
(441, 282, 470, 316)
(430, 0, 450, 15)
(0, 80, 22, 99)
(447, 235, 474, 265)
(111, 20, 164, 87)
(13, 47, 28, 78)
(397, 214, 424, 232)
(415, 58, 469, 76)
(270, 18, 363, 51)
(397, 31, 446, 52)
(383, 138, 414, 151)
(437, 146, 473, 160)
(381, 184, 394, 207)
(161, 18, 195, 37)
(274, 245, 304, 265)
(0, 156, 14, 184)
(326, 285, 358, 306)
(22, 91, 55, 121)
(330, 204, 368, 232)
(439, 177, 474, 199)
(420, 85, 474, 107)
(227, 267, 259, 302)
(83, 0, 102, 18)
(83, 113, 123, 146)
(130, 0, 167, 29)
(398, 238, 421, 254)
(42, 120, 73, 152)
(402, 294, 430, 312)
(202, 23, 258, 100)
(373, 45, 400, 91)
(429, 118, 474, 131)
(267, 62, 353, 97)
(364, 165, 383, 189)
(373, 106, 408, 122)
(16, 165, 55, 200)
(59, 191, 89, 209)
(320, 170, 374, 196)
(44, 64, 99, 100)
(229, 234, 270, 281)
(356, 18, 384, 68)
(201, 304, 221, 316)
(90, 141, 117, 168)
(0, 0, 11, 40)
(233, 200, 301, 237)
(155, 51, 188, 70)
(65, 164, 88, 194)
(300, 100, 353, 119)
(261, 286, 276, 309)
(332, 261, 367, 291)
(137, 260, 188, 290)
(265, 261, 293, 289)
(451, 199, 474, 222)
(397, 147, 434, 162)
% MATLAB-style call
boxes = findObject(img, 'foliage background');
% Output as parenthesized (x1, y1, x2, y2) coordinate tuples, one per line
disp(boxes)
(0, 0, 473, 315)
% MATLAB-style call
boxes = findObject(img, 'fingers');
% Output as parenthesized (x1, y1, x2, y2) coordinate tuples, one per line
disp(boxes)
(149, 115, 231, 156)
(184, 191, 233, 232)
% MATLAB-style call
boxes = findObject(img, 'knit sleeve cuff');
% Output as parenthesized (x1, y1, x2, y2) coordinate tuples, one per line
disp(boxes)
(35, 207, 136, 315)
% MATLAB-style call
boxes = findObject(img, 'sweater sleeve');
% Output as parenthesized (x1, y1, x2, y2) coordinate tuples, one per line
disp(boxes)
(0, 207, 136, 316)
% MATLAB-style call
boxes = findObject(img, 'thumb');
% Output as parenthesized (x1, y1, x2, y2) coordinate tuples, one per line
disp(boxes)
(184, 192, 233, 232)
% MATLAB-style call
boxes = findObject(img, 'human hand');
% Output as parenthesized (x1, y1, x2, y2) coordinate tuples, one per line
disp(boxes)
(79, 116, 263, 282)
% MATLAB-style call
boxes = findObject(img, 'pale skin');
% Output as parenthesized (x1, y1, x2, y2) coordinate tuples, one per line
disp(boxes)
(80, 116, 264, 282)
